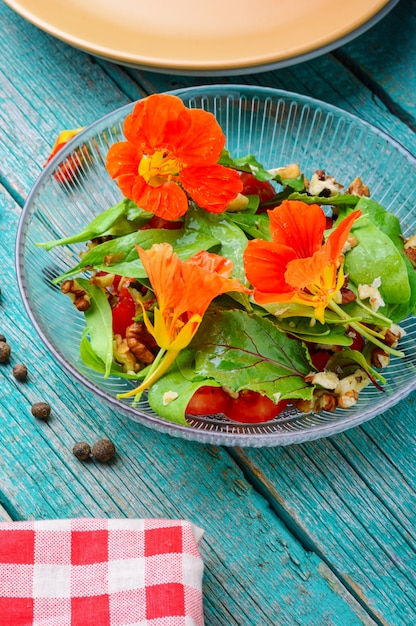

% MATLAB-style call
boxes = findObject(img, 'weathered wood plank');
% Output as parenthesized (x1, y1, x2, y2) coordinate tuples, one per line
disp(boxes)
(1, 1, 140, 200)
(119, 27, 416, 626)
(0, 184, 374, 624)
(231, 426, 416, 625)
(123, 53, 416, 156)
(1, 1, 415, 623)
(334, 0, 416, 131)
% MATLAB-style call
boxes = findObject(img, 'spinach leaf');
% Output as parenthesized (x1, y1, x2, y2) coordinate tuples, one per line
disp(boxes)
(326, 349, 385, 384)
(354, 197, 402, 247)
(219, 149, 273, 181)
(191, 308, 313, 401)
(340, 198, 416, 321)
(288, 192, 360, 207)
(54, 228, 219, 282)
(345, 217, 410, 305)
(381, 254, 416, 321)
(76, 278, 113, 378)
(218, 149, 305, 190)
(184, 206, 249, 281)
(225, 212, 272, 240)
(38, 199, 153, 250)
(274, 317, 353, 346)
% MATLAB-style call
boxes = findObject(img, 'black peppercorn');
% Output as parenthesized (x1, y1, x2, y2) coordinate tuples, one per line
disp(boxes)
(92, 438, 116, 463)
(31, 401, 51, 420)
(12, 363, 28, 381)
(0, 342, 11, 363)
(73, 441, 91, 461)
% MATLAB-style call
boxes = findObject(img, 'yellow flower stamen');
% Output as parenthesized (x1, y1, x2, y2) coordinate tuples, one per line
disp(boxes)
(117, 349, 179, 400)
(138, 150, 181, 186)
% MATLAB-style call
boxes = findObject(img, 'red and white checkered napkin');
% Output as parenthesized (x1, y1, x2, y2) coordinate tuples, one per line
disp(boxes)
(0, 518, 204, 626)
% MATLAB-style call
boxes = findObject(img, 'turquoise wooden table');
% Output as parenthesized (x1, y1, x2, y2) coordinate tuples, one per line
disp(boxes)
(1, 0, 416, 623)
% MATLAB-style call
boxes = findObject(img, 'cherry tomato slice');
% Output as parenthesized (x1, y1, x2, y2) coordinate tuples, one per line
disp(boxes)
(112, 293, 136, 337)
(186, 386, 288, 424)
(141, 215, 183, 230)
(347, 327, 365, 352)
(310, 350, 332, 371)
(226, 390, 289, 423)
(186, 386, 231, 416)
(240, 172, 276, 203)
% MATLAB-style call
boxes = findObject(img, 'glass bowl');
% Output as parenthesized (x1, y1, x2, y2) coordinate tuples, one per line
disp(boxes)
(16, 85, 416, 447)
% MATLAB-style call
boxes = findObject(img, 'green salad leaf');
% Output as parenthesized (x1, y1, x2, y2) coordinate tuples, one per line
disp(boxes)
(76, 278, 113, 378)
(344, 214, 410, 305)
(288, 192, 360, 206)
(225, 211, 272, 240)
(184, 205, 249, 281)
(326, 349, 385, 384)
(273, 317, 353, 346)
(38, 199, 153, 250)
(191, 308, 314, 401)
(54, 228, 220, 283)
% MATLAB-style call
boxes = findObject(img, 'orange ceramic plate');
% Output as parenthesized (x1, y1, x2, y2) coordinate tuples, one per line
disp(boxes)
(5, 0, 399, 74)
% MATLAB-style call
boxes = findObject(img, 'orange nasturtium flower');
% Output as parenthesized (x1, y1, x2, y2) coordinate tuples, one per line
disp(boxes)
(243, 200, 362, 324)
(106, 94, 242, 221)
(118, 243, 250, 399)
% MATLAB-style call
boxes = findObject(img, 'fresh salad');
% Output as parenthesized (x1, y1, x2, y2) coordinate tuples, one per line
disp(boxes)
(39, 94, 416, 427)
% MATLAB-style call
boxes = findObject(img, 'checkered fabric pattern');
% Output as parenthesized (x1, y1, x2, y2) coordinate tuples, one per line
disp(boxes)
(0, 518, 204, 626)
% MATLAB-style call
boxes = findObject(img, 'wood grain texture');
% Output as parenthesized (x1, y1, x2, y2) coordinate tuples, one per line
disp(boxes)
(335, 0, 416, 132)
(122, 53, 416, 157)
(122, 39, 416, 625)
(0, 190, 372, 625)
(1, 0, 415, 623)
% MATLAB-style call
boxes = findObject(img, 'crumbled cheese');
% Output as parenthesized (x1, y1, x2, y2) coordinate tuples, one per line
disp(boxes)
(311, 371, 340, 390)
(390, 323, 405, 338)
(358, 278, 385, 311)
(308, 173, 344, 197)
(375, 353, 390, 369)
(162, 390, 179, 406)
(334, 368, 369, 397)
(272, 392, 282, 404)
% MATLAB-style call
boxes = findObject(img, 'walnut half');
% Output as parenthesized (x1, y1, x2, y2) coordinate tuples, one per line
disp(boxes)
(126, 322, 158, 364)
(61, 279, 91, 311)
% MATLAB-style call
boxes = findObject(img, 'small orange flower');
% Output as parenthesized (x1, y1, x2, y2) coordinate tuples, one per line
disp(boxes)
(106, 94, 242, 220)
(243, 200, 361, 323)
(118, 243, 250, 398)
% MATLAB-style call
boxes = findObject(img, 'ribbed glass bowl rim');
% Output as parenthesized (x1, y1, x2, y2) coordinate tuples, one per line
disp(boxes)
(15, 85, 416, 447)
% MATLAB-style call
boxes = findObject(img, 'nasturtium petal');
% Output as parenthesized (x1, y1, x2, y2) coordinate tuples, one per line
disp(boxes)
(134, 180, 189, 220)
(268, 201, 326, 257)
(180, 164, 243, 213)
(173, 108, 226, 165)
(244, 240, 296, 296)
(123, 94, 189, 152)
(106, 141, 143, 179)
